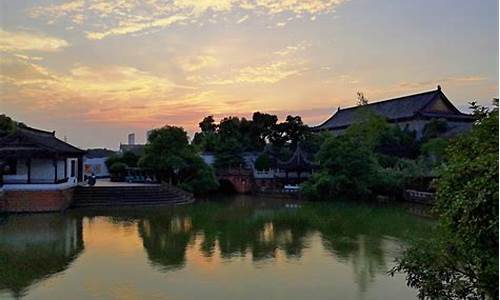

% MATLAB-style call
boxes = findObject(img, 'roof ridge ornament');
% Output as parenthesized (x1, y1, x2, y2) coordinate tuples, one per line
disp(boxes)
(437, 85, 441, 91)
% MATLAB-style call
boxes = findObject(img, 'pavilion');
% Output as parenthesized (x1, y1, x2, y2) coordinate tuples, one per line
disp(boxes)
(0, 125, 85, 212)
(277, 143, 319, 185)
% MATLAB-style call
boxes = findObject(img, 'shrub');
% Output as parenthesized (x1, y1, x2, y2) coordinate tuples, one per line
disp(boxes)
(109, 162, 127, 175)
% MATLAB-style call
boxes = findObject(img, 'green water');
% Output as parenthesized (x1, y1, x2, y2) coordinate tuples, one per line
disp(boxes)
(0, 195, 432, 300)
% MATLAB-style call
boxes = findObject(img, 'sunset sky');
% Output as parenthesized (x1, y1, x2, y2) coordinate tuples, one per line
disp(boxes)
(1, 0, 498, 149)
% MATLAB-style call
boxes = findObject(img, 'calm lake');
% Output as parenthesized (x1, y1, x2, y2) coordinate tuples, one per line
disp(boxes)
(0, 195, 432, 300)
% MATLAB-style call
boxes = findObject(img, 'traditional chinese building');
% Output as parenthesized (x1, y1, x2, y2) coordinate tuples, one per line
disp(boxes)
(0, 125, 85, 212)
(314, 86, 476, 138)
(253, 144, 319, 192)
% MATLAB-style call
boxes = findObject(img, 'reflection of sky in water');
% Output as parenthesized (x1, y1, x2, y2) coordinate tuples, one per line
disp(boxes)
(0, 197, 431, 300)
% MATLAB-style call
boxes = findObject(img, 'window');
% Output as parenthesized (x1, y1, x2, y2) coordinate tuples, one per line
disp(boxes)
(3, 159, 17, 175)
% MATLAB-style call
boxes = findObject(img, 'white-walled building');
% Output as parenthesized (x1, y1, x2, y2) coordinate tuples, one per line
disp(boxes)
(0, 125, 85, 212)
(83, 148, 115, 178)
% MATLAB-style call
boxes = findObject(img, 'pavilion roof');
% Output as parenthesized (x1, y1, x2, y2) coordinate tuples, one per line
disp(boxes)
(277, 143, 318, 171)
(0, 125, 85, 159)
(315, 87, 475, 131)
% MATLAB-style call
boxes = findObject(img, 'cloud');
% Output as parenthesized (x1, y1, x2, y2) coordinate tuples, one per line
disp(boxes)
(236, 15, 249, 24)
(13, 54, 44, 61)
(0, 29, 69, 52)
(0, 54, 180, 109)
(86, 15, 189, 40)
(0, 56, 54, 85)
(173, 0, 235, 15)
(29, 0, 349, 40)
(203, 61, 304, 84)
(177, 55, 218, 72)
(249, 0, 348, 15)
(30, 0, 85, 19)
(273, 42, 310, 56)
(399, 76, 487, 89)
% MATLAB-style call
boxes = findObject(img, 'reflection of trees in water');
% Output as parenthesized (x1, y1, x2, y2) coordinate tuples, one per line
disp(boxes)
(1, 199, 428, 296)
(0, 214, 84, 299)
(132, 199, 431, 294)
(322, 233, 386, 292)
(135, 203, 314, 269)
(138, 215, 193, 271)
(318, 205, 429, 292)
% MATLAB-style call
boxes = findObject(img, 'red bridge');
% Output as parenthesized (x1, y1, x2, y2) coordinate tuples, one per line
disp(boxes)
(217, 168, 253, 193)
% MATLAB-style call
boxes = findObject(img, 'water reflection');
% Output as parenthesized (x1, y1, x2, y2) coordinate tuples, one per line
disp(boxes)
(0, 196, 432, 299)
(0, 214, 84, 298)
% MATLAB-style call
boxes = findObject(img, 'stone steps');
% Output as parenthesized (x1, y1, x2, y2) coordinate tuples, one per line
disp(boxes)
(72, 185, 194, 208)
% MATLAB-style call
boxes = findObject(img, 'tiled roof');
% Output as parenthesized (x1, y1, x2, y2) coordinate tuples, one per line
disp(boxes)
(316, 88, 472, 130)
(0, 125, 84, 157)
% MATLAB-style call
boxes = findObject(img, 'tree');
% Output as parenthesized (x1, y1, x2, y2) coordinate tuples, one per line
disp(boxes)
(199, 115, 217, 133)
(392, 102, 498, 299)
(121, 151, 140, 167)
(422, 118, 448, 141)
(302, 134, 380, 200)
(193, 115, 219, 152)
(193, 112, 314, 170)
(357, 92, 368, 106)
(376, 125, 419, 159)
(303, 112, 424, 201)
(105, 151, 139, 169)
(269, 115, 310, 151)
(214, 117, 245, 169)
(302, 114, 388, 200)
(108, 162, 127, 179)
(0, 115, 16, 137)
(249, 112, 278, 151)
(140, 125, 218, 193)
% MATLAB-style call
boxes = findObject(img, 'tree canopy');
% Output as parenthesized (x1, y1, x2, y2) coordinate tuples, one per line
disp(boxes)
(302, 112, 422, 200)
(0, 115, 17, 137)
(140, 125, 218, 193)
(193, 112, 315, 170)
(393, 101, 499, 299)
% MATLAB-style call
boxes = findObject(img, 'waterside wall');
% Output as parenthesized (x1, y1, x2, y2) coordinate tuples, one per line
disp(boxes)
(0, 188, 74, 212)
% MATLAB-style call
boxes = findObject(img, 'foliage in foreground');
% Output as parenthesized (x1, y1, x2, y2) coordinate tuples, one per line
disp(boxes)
(392, 102, 499, 299)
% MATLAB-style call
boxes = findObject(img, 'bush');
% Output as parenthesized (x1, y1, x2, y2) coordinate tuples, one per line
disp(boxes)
(421, 137, 448, 163)
(302, 134, 380, 200)
(109, 162, 127, 175)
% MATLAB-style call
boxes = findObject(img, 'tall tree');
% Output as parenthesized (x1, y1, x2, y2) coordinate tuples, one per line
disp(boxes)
(199, 115, 217, 133)
(193, 115, 219, 152)
(214, 117, 245, 169)
(249, 112, 278, 151)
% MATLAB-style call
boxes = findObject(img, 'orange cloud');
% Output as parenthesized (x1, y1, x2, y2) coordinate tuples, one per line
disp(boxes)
(192, 61, 306, 85)
(30, 0, 349, 40)
(0, 29, 69, 52)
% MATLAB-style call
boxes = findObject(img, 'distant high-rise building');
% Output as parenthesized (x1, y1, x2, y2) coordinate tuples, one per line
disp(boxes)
(128, 133, 135, 145)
